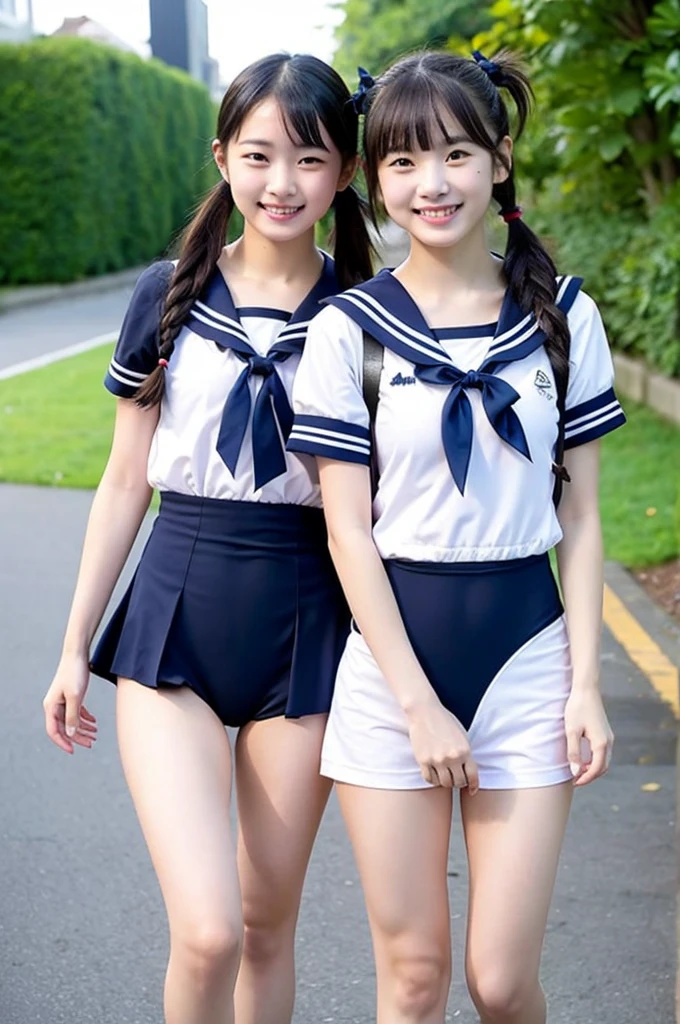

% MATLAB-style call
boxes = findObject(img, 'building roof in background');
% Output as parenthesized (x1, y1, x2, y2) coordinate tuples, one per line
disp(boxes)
(51, 16, 142, 54)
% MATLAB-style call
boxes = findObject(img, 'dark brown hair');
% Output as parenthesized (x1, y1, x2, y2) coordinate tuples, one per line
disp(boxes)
(361, 50, 570, 414)
(137, 52, 373, 407)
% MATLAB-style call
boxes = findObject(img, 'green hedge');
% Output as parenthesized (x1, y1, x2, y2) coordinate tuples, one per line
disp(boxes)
(529, 180, 680, 378)
(0, 37, 218, 284)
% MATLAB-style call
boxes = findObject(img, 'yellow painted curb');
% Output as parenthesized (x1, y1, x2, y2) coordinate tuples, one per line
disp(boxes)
(603, 583, 679, 717)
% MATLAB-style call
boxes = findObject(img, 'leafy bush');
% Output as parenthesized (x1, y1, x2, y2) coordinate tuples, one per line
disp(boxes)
(0, 37, 218, 284)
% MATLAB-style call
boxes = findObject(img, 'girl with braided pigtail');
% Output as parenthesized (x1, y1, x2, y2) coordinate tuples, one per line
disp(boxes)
(289, 49, 625, 1023)
(43, 52, 373, 1024)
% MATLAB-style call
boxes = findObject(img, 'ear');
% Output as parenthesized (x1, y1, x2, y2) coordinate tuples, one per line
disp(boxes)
(212, 139, 229, 183)
(493, 135, 513, 184)
(336, 154, 360, 192)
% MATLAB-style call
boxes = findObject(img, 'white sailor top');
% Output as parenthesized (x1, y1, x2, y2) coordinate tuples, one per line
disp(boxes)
(288, 269, 626, 562)
(104, 254, 341, 506)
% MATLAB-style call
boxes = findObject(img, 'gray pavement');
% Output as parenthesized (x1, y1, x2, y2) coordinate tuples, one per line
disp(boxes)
(0, 482, 676, 1023)
(0, 287, 135, 372)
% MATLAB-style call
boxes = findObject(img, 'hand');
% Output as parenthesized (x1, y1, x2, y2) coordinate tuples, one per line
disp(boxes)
(43, 652, 98, 754)
(564, 688, 613, 786)
(406, 698, 479, 793)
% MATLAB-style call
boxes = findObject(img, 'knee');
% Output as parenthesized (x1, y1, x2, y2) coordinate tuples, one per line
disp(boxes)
(173, 918, 243, 984)
(467, 964, 537, 1022)
(241, 916, 292, 968)
(391, 949, 450, 1019)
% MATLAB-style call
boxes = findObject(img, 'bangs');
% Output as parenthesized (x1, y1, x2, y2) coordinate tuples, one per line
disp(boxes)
(368, 75, 496, 160)
(275, 80, 329, 150)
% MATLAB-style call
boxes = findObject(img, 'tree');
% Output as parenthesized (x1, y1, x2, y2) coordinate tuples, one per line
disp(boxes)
(333, 0, 490, 81)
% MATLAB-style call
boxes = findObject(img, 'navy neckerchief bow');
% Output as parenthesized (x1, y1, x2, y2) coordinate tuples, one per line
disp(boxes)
(326, 268, 583, 494)
(185, 253, 339, 490)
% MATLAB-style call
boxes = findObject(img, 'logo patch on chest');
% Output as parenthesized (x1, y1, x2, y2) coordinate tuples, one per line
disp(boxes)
(390, 372, 417, 387)
(534, 369, 554, 400)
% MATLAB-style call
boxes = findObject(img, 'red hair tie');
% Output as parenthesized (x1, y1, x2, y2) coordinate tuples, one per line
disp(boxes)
(158, 358, 169, 369)
(500, 206, 523, 223)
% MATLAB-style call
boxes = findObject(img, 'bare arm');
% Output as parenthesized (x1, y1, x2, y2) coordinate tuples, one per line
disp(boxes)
(44, 398, 160, 752)
(556, 440, 614, 784)
(318, 457, 478, 791)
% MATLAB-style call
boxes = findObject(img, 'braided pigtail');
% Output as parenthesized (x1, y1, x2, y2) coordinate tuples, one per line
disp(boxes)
(485, 51, 571, 433)
(330, 184, 375, 288)
(135, 179, 234, 408)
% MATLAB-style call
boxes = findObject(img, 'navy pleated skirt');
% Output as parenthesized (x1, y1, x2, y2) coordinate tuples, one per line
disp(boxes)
(90, 492, 350, 727)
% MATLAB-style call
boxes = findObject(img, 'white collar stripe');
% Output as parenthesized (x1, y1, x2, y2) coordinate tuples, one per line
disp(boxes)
(188, 308, 250, 340)
(193, 299, 245, 331)
(344, 289, 442, 350)
(336, 294, 449, 364)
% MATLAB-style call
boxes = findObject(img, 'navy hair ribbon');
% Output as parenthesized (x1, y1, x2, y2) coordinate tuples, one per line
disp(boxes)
(472, 49, 504, 86)
(351, 66, 375, 115)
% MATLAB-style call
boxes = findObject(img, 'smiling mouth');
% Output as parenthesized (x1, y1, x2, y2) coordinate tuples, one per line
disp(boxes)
(414, 204, 462, 218)
(259, 203, 305, 215)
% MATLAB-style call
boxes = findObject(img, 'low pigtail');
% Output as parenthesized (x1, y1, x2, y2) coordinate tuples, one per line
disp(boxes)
(135, 180, 235, 408)
(494, 172, 571, 410)
(329, 185, 375, 288)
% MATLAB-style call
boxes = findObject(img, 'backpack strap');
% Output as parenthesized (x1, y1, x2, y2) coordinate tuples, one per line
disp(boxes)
(362, 330, 384, 501)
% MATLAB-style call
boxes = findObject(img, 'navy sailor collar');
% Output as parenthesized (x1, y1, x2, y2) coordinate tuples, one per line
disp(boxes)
(186, 251, 339, 352)
(326, 268, 583, 370)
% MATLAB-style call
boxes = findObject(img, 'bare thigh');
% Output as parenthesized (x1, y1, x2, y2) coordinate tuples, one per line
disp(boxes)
(461, 783, 573, 990)
(116, 680, 241, 942)
(337, 783, 453, 1018)
(235, 713, 332, 926)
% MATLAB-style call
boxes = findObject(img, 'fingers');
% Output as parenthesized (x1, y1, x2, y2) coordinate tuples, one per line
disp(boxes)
(566, 728, 586, 781)
(422, 758, 479, 792)
(44, 698, 98, 754)
(464, 760, 480, 796)
(574, 739, 611, 787)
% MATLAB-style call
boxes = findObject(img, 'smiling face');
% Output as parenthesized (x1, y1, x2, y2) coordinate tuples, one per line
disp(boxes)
(213, 98, 352, 244)
(376, 109, 512, 250)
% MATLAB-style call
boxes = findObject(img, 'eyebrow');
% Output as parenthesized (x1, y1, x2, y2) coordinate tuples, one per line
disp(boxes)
(442, 134, 473, 146)
(237, 138, 328, 149)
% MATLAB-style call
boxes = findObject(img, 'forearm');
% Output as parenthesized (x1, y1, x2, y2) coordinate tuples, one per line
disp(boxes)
(61, 474, 153, 656)
(328, 528, 438, 713)
(555, 509, 604, 693)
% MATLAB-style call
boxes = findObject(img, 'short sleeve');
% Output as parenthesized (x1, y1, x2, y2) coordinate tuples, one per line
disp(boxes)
(563, 290, 626, 449)
(104, 261, 174, 399)
(287, 304, 371, 465)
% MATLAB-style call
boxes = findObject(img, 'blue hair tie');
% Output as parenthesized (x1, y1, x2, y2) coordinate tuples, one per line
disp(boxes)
(472, 50, 504, 87)
(351, 66, 375, 115)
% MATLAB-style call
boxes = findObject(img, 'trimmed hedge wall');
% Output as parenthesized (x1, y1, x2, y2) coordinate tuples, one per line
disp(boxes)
(0, 37, 218, 284)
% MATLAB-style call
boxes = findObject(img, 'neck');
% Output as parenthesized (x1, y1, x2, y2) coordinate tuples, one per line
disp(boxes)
(395, 225, 504, 301)
(228, 223, 322, 284)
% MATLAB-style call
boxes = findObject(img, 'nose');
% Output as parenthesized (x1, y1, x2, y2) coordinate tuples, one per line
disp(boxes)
(265, 162, 297, 198)
(416, 158, 449, 199)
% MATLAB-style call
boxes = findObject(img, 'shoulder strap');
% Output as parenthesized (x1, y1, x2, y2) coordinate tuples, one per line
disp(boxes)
(362, 330, 384, 501)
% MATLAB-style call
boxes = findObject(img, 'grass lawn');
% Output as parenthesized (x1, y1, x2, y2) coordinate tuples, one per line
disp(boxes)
(0, 347, 677, 568)
(0, 344, 115, 489)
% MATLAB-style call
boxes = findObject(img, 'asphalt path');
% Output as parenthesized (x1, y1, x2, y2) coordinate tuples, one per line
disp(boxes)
(0, 483, 676, 1023)
(0, 288, 135, 372)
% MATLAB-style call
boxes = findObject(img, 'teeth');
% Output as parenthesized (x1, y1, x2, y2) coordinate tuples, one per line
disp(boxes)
(263, 205, 301, 214)
(418, 206, 459, 218)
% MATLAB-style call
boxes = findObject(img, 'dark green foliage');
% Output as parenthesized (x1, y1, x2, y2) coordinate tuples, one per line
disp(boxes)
(333, 0, 491, 79)
(0, 37, 218, 284)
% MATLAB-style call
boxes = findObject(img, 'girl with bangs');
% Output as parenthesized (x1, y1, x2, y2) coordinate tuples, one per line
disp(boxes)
(42, 53, 372, 1024)
(290, 50, 624, 1023)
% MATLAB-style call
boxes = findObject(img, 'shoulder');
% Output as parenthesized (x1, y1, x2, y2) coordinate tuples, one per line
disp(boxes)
(308, 301, 365, 355)
(130, 260, 176, 305)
